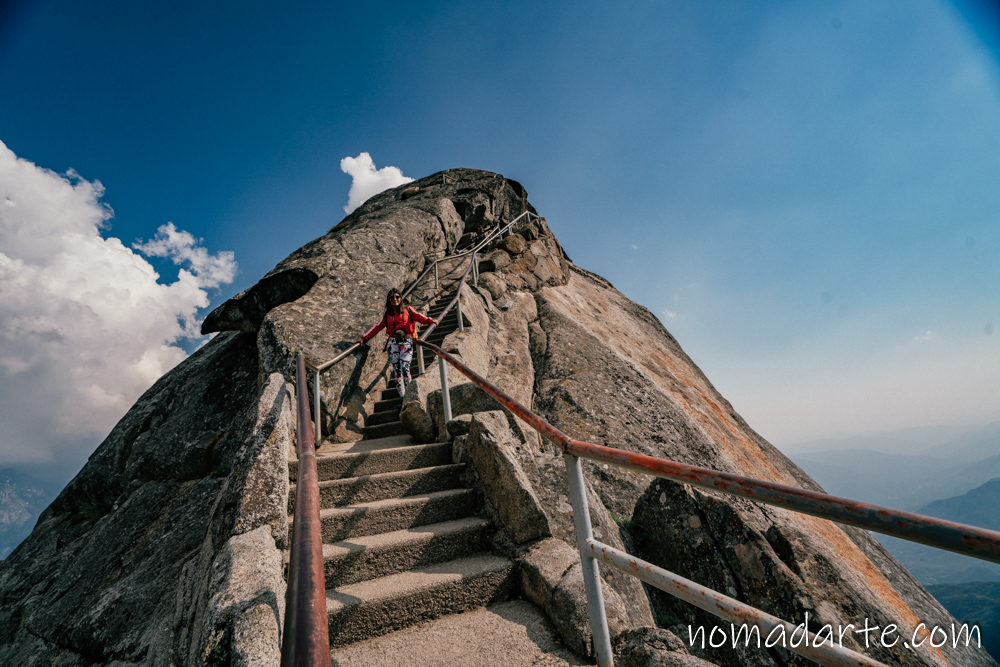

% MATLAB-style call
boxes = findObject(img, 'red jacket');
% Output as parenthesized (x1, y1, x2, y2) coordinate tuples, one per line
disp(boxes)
(361, 306, 434, 342)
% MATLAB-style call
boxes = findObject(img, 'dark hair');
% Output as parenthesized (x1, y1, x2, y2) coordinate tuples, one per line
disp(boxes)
(384, 289, 405, 316)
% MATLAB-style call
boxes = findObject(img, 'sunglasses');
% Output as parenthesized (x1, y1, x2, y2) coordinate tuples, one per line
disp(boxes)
(390, 294, 401, 300)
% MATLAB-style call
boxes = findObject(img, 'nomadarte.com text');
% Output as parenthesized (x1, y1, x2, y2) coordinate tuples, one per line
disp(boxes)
(687, 613, 981, 651)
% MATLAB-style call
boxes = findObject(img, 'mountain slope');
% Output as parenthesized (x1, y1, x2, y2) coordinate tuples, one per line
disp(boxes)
(0, 169, 993, 666)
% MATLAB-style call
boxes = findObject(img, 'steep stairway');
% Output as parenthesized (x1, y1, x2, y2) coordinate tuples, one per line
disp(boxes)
(286, 289, 514, 649)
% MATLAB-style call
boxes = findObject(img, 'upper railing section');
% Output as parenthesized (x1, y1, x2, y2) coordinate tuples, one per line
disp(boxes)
(303, 208, 539, 443)
(307, 209, 538, 374)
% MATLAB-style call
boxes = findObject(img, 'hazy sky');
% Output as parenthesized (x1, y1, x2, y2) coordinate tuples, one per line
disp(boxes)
(1, 0, 999, 482)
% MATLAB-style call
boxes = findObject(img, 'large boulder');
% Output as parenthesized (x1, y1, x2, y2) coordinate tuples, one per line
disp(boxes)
(463, 411, 550, 544)
(614, 627, 719, 667)
(520, 537, 633, 658)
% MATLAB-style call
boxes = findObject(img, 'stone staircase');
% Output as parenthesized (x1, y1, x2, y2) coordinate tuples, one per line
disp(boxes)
(286, 290, 515, 649)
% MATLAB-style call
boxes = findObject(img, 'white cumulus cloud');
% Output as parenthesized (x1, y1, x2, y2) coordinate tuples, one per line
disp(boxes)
(340, 152, 413, 214)
(0, 140, 236, 468)
(914, 330, 937, 343)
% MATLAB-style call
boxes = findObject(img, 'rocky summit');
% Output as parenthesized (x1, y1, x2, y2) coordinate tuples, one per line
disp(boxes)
(0, 169, 992, 666)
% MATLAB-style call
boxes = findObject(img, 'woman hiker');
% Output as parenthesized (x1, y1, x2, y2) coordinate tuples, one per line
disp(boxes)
(358, 288, 439, 397)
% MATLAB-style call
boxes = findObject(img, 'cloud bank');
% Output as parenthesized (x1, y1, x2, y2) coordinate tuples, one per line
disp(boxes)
(340, 152, 413, 214)
(0, 141, 236, 468)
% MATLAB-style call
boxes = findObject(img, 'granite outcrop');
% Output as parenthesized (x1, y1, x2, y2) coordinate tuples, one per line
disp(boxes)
(0, 168, 991, 666)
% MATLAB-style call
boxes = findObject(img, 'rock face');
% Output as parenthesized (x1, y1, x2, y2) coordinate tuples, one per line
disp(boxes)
(0, 333, 293, 665)
(0, 168, 993, 666)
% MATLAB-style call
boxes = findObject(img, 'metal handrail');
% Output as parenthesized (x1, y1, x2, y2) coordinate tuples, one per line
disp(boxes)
(281, 354, 332, 666)
(414, 338, 1000, 667)
(401, 209, 538, 300)
(408, 210, 538, 374)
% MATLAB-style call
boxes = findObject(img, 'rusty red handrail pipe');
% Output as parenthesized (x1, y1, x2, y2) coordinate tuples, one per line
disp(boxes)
(281, 354, 331, 666)
(414, 339, 1000, 564)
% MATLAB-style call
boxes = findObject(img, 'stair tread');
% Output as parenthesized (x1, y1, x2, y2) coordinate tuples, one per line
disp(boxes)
(364, 421, 408, 437)
(368, 409, 401, 425)
(318, 435, 418, 456)
(291, 441, 452, 482)
(291, 463, 464, 491)
(327, 553, 512, 612)
(316, 488, 471, 520)
(321, 517, 488, 560)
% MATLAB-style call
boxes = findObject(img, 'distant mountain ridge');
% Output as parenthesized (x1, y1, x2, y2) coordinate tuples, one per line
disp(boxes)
(783, 421, 1000, 461)
(0, 469, 52, 560)
(874, 477, 1000, 585)
(919, 478, 1000, 531)
(789, 449, 1000, 510)
(784, 427, 1000, 586)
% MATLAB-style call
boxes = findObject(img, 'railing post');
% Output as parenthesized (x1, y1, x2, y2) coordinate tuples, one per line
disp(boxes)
(434, 263, 439, 289)
(417, 344, 425, 376)
(456, 295, 465, 332)
(473, 253, 479, 287)
(564, 453, 614, 667)
(313, 369, 321, 446)
(438, 354, 452, 424)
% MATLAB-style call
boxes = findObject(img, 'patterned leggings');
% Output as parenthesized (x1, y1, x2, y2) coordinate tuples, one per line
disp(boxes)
(386, 336, 413, 397)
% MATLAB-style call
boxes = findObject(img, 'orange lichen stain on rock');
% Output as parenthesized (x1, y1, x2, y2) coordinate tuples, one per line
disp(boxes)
(544, 276, 952, 666)
(543, 276, 794, 486)
(795, 513, 950, 666)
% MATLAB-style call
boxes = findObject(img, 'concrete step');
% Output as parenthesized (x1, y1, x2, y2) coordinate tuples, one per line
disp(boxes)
(320, 517, 491, 587)
(291, 439, 452, 481)
(327, 600, 587, 667)
(425, 327, 458, 339)
(326, 554, 515, 647)
(374, 397, 403, 412)
(289, 464, 466, 511)
(364, 420, 407, 439)
(315, 489, 475, 542)
(380, 387, 402, 401)
(317, 433, 413, 454)
(367, 409, 400, 426)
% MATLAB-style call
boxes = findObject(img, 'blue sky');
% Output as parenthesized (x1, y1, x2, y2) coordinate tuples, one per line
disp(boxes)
(1, 0, 999, 482)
